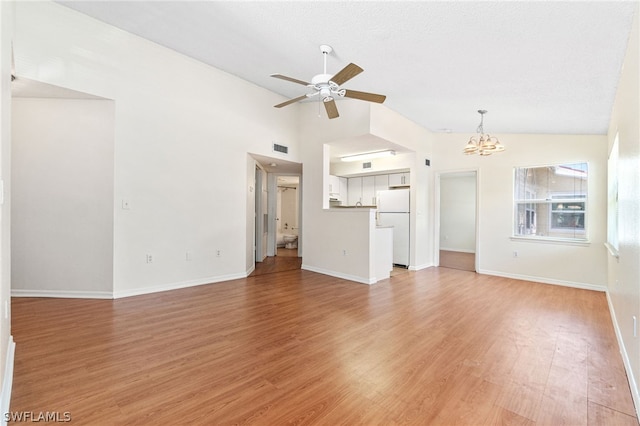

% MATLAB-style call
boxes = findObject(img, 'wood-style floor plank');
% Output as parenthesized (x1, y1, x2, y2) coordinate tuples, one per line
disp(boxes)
(10, 267, 638, 425)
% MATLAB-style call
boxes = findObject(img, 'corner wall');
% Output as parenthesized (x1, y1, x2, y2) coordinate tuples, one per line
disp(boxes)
(12, 2, 299, 297)
(432, 132, 608, 290)
(0, 0, 13, 408)
(606, 7, 640, 414)
(11, 98, 114, 297)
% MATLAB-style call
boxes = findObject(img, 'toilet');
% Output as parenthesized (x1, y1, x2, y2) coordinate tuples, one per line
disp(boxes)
(283, 234, 298, 249)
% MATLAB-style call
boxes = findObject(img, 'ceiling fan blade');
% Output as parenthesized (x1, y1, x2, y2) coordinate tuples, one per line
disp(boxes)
(324, 99, 339, 119)
(343, 89, 386, 104)
(274, 95, 308, 108)
(270, 73, 311, 86)
(330, 63, 363, 86)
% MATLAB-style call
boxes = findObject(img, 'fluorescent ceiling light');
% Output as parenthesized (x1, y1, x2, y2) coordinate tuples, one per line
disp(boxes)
(340, 150, 396, 162)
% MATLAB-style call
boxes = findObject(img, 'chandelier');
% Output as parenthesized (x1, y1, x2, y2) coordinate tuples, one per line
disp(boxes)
(463, 109, 505, 156)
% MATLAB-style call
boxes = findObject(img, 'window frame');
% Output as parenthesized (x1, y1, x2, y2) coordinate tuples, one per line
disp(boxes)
(606, 132, 619, 257)
(513, 162, 589, 244)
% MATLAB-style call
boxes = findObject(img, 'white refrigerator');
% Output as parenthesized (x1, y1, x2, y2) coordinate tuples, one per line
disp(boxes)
(377, 189, 410, 267)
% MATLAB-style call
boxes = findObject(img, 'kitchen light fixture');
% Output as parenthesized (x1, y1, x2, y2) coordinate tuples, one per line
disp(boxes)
(340, 150, 396, 162)
(463, 110, 505, 156)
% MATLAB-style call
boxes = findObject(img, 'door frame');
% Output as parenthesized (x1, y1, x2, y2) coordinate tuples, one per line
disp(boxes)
(434, 169, 479, 271)
(267, 172, 302, 257)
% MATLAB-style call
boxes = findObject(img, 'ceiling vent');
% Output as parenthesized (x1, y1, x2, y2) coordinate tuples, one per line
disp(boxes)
(273, 143, 289, 154)
(362, 162, 372, 169)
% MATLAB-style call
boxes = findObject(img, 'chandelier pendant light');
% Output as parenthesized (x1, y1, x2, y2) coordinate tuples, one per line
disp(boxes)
(463, 109, 505, 156)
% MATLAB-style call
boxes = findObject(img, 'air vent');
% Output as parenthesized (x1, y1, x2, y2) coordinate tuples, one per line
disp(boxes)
(362, 162, 372, 169)
(273, 143, 289, 154)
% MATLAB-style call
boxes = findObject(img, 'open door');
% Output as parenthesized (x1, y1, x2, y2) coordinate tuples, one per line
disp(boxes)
(437, 171, 477, 272)
(254, 165, 268, 262)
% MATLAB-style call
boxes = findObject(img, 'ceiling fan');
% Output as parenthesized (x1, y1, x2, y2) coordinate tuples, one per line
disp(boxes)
(270, 45, 386, 119)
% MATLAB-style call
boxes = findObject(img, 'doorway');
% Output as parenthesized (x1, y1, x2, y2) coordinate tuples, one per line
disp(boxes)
(275, 175, 299, 256)
(249, 154, 302, 276)
(437, 171, 478, 272)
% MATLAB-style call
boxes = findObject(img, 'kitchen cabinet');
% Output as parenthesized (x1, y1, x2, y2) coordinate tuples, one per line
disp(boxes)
(329, 175, 348, 201)
(329, 175, 340, 195)
(348, 177, 362, 205)
(375, 174, 389, 193)
(362, 176, 376, 206)
(389, 172, 410, 187)
(346, 172, 410, 205)
(339, 177, 348, 201)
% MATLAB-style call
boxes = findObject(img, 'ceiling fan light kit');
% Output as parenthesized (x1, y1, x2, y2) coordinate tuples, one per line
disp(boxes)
(270, 44, 386, 119)
(463, 110, 505, 156)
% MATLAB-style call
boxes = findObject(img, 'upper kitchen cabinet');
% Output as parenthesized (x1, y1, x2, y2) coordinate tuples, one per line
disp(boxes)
(329, 175, 347, 201)
(389, 172, 410, 188)
(348, 177, 362, 205)
(375, 175, 389, 193)
(362, 176, 376, 206)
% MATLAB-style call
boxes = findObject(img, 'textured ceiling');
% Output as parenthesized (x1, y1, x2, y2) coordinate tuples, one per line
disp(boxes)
(56, 1, 637, 135)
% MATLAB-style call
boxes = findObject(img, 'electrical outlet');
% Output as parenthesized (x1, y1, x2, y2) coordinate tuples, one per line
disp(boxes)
(122, 199, 131, 210)
(513, 251, 518, 258)
(342, 249, 347, 256)
(216, 250, 221, 258)
(146, 254, 153, 263)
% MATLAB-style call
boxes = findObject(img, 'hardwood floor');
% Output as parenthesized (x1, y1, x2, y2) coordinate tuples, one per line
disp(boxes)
(10, 268, 638, 425)
(250, 248, 301, 276)
(439, 250, 476, 272)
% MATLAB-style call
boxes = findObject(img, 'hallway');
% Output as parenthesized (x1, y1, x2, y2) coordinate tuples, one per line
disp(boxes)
(250, 248, 301, 277)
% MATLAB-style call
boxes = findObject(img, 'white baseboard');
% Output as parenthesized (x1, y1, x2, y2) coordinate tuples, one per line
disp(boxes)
(112, 272, 248, 299)
(11, 289, 113, 299)
(1, 336, 15, 426)
(439, 248, 475, 253)
(12, 268, 258, 300)
(301, 264, 375, 285)
(409, 262, 434, 271)
(606, 291, 640, 419)
(477, 269, 607, 292)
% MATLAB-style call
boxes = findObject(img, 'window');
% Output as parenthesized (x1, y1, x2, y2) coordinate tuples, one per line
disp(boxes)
(514, 163, 588, 242)
(607, 133, 619, 254)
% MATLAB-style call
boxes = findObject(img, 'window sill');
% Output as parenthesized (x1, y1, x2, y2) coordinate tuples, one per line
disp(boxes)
(510, 236, 590, 247)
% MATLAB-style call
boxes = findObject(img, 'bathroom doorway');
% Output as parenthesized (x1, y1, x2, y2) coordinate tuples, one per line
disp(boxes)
(250, 173, 301, 277)
(275, 175, 300, 257)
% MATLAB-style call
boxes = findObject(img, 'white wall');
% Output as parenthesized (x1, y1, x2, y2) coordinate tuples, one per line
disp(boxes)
(439, 172, 476, 252)
(0, 0, 13, 404)
(432, 133, 608, 290)
(12, 2, 299, 297)
(12, 98, 114, 297)
(607, 7, 640, 414)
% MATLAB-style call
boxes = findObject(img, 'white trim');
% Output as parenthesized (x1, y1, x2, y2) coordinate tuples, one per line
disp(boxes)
(606, 291, 640, 419)
(11, 289, 113, 299)
(113, 272, 247, 299)
(409, 262, 434, 271)
(301, 264, 375, 285)
(604, 242, 620, 259)
(1, 336, 15, 426)
(477, 269, 606, 292)
(438, 248, 476, 254)
(510, 236, 590, 246)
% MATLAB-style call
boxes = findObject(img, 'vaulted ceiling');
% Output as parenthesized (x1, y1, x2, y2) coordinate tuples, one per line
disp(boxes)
(57, 1, 637, 135)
